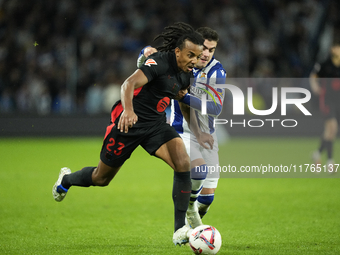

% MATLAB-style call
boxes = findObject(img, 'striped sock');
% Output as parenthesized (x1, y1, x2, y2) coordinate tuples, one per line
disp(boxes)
(197, 193, 215, 218)
(188, 179, 204, 211)
(188, 165, 207, 211)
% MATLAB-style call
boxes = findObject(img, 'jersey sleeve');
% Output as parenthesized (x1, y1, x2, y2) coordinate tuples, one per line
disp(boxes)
(181, 65, 226, 117)
(207, 65, 227, 106)
(136, 45, 151, 68)
(138, 53, 169, 82)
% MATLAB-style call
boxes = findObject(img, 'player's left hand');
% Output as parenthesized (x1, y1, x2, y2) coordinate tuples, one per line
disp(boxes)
(197, 132, 214, 150)
(117, 109, 138, 133)
(174, 89, 188, 100)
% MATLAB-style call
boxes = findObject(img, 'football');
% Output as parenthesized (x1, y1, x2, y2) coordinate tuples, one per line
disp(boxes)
(189, 225, 222, 254)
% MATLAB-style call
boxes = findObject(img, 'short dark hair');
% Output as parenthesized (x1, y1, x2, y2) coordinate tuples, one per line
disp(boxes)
(196, 27, 219, 43)
(154, 22, 204, 52)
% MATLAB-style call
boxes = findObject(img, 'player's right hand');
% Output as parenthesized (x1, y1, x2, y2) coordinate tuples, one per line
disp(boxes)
(174, 89, 188, 101)
(197, 132, 214, 150)
(117, 109, 138, 133)
(144, 47, 157, 57)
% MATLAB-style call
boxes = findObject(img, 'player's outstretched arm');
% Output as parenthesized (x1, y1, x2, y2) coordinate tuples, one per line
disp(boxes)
(118, 69, 148, 133)
(180, 93, 223, 117)
(181, 69, 226, 117)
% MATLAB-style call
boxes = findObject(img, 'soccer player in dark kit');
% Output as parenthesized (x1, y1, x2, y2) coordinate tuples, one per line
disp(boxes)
(310, 40, 340, 171)
(52, 22, 204, 245)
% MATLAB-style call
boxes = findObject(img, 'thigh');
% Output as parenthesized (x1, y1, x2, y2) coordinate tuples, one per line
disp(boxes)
(180, 132, 205, 165)
(189, 137, 204, 162)
(202, 133, 220, 179)
(323, 117, 338, 139)
(100, 125, 144, 167)
(324, 117, 338, 132)
(189, 140, 207, 178)
(154, 137, 190, 172)
(179, 132, 191, 155)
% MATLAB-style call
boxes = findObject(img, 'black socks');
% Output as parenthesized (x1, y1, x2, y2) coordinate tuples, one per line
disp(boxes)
(319, 139, 333, 159)
(172, 171, 192, 231)
(61, 167, 95, 189)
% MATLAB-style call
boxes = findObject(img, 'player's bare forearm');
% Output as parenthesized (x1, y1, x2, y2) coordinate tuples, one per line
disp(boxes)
(309, 73, 320, 95)
(119, 78, 138, 133)
(121, 80, 135, 112)
(119, 69, 148, 133)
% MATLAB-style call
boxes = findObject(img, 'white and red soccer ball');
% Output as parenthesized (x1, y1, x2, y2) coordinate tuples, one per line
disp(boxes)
(189, 225, 222, 254)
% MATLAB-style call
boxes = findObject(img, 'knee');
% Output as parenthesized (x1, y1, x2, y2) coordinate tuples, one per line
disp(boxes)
(174, 154, 190, 173)
(324, 120, 338, 140)
(331, 125, 338, 138)
(191, 164, 208, 180)
(198, 193, 215, 206)
(325, 126, 337, 140)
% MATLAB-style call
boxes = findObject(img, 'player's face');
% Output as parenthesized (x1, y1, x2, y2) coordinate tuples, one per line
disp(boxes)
(195, 40, 217, 69)
(331, 45, 340, 58)
(176, 40, 203, 73)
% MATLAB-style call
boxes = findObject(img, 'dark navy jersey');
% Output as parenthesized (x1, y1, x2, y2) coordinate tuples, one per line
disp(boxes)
(110, 51, 192, 126)
(315, 58, 340, 78)
(314, 58, 340, 100)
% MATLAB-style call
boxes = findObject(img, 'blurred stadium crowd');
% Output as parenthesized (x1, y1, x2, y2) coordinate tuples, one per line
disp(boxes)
(0, 0, 339, 115)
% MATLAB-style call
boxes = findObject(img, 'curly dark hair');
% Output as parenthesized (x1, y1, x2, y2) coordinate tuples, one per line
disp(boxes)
(154, 22, 204, 52)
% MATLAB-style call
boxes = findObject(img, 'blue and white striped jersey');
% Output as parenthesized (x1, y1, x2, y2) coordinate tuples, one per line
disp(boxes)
(170, 57, 226, 134)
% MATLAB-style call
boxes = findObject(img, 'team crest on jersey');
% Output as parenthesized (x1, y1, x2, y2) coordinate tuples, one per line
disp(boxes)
(144, 59, 157, 67)
(200, 73, 206, 78)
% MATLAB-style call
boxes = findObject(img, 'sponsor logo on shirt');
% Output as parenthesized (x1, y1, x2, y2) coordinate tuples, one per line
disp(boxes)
(144, 59, 157, 67)
(156, 97, 170, 112)
(196, 82, 223, 106)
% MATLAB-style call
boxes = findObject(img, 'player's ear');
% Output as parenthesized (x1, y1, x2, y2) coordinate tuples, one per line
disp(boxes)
(175, 47, 180, 58)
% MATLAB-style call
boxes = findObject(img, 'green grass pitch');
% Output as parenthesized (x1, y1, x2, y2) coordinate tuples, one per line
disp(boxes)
(0, 137, 339, 254)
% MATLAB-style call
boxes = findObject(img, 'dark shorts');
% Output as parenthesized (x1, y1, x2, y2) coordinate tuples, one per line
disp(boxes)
(100, 121, 180, 167)
(320, 97, 340, 122)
